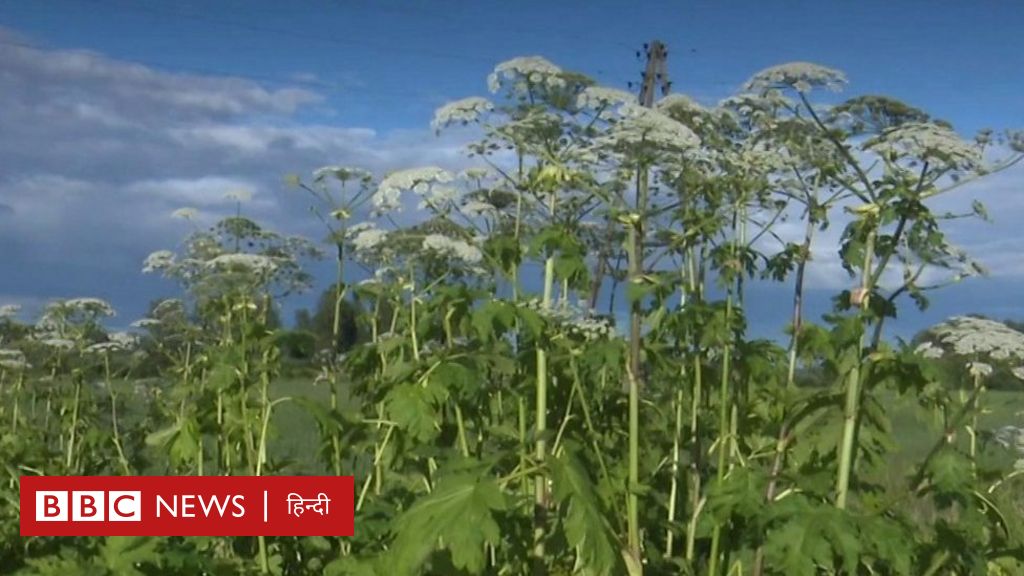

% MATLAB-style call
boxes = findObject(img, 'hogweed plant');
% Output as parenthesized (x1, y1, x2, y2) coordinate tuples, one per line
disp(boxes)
(3, 55, 1024, 576)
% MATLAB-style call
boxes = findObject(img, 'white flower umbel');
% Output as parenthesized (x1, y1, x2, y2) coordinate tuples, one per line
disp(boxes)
(655, 94, 708, 115)
(172, 207, 198, 220)
(966, 361, 993, 378)
(375, 167, 454, 214)
(487, 56, 565, 95)
(929, 316, 1024, 360)
(152, 298, 185, 318)
(577, 86, 636, 111)
(85, 342, 124, 355)
(0, 349, 29, 370)
(0, 304, 20, 318)
(39, 338, 75, 350)
(431, 97, 494, 132)
(421, 234, 483, 265)
(205, 253, 278, 275)
(864, 122, 982, 171)
(744, 62, 847, 94)
(312, 166, 372, 184)
(596, 102, 700, 152)
(130, 318, 161, 328)
(350, 225, 390, 254)
(0, 349, 26, 370)
(61, 298, 116, 318)
(914, 341, 945, 359)
(142, 250, 176, 274)
(462, 200, 498, 217)
(109, 331, 139, 349)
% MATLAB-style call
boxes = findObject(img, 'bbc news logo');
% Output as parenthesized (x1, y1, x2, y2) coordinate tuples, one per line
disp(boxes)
(36, 491, 142, 522)
(20, 476, 353, 536)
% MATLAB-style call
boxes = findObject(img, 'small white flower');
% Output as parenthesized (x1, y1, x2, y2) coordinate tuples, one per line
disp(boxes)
(0, 304, 20, 318)
(744, 62, 847, 93)
(142, 250, 176, 274)
(431, 97, 494, 132)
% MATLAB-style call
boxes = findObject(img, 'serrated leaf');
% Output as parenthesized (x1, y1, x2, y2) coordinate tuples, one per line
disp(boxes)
(385, 382, 446, 443)
(99, 536, 160, 576)
(386, 470, 507, 575)
(549, 444, 625, 575)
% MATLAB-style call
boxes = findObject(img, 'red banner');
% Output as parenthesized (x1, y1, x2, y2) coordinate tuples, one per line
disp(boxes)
(19, 476, 354, 536)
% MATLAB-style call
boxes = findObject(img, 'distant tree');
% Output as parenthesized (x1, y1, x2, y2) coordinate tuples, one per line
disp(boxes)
(296, 283, 362, 353)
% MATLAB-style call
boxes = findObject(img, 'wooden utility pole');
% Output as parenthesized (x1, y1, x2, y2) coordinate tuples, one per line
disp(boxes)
(638, 40, 670, 106)
(586, 40, 670, 312)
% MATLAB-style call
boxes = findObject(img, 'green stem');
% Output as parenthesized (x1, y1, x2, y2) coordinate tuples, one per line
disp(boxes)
(835, 225, 876, 510)
(65, 378, 81, 471)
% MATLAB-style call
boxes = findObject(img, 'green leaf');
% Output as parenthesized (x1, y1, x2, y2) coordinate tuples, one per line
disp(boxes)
(549, 444, 625, 575)
(385, 381, 447, 443)
(763, 498, 862, 576)
(386, 469, 507, 575)
(99, 536, 160, 576)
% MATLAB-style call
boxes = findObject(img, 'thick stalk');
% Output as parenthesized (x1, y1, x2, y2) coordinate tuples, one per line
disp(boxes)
(533, 251, 555, 572)
(684, 246, 705, 563)
(835, 225, 876, 509)
(65, 378, 81, 471)
(786, 215, 815, 388)
(709, 204, 741, 576)
(666, 266, 689, 558)
(707, 291, 734, 576)
(625, 164, 649, 567)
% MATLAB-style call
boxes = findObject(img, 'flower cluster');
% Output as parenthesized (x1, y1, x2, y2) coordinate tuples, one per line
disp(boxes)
(0, 304, 20, 319)
(487, 56, 566, 95)
(347, 223, 390, 258)
(421, 234, 483, 265)
(577, 86, 635, 112)
(520, 299, 617, 341)
(431, 97, 494, 132)
(374, 167, 454, 214)
(205, 253, 278, 275)
(143, 250, 176, 274)
(744, 62, 847, 94)
(312, 165, 372, 184)
(864, 122, 982, 171)
(0, 348, 29, 370)
(595, 102, 700, 154)
(927, 316, 1024, 360)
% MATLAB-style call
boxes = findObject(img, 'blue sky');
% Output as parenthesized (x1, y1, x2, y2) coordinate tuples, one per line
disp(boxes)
(1, 0, 1023, 340)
